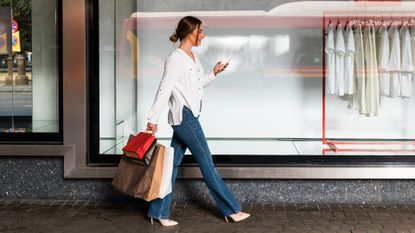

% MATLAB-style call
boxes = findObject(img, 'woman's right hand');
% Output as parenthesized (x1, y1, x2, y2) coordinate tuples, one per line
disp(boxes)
(213, 61, 229, 76)
(146, 122, 158, 134)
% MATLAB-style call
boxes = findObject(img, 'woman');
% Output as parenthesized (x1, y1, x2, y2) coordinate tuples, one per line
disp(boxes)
(146, 16, 250, 226)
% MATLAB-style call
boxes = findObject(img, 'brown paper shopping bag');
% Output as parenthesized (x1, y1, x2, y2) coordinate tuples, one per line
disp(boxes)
(112, 144, 165, 202)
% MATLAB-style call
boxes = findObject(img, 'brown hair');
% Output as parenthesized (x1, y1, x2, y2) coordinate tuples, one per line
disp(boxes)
(169, 16, 202, 43)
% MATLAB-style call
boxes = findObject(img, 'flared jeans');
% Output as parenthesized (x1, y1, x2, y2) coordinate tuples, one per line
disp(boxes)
(147, 106, 241, 219)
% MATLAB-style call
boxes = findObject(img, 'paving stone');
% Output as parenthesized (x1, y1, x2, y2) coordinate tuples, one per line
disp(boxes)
(394, 229, 411, 233)
(286, 211, 300, 220)
(285, 205, 298, 211)
(340, 223, 356, 231)
(318, 204, 331, 210)
(262, 203, 275, 214)
(298, 211, 312, 220)
(352, 230, 371, 233)
(333, 211, 346, 219)
(357, 212, 371, 221)
(275, 211, 286, 220)
(344, 211, 358, 219)
(274, 205, 285, 211)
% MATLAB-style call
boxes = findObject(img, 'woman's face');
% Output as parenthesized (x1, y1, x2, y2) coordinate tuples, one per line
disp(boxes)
(188, 24, 205, 47)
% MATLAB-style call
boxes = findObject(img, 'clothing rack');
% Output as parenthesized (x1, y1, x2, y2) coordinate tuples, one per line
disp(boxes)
(321, 11, 415, 154)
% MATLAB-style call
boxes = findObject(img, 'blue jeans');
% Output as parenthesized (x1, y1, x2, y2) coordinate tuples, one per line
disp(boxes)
(147, 106, 241, 219)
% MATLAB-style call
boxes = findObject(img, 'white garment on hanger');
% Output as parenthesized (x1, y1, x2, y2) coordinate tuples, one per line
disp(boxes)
(335, 23, 345, 96)
(350, 24, 366, 114)
(400, 26, 414, 98)
(325, 22, 336, 95)
(411, 27, 415, 74)
(378, 24, 390, 96)
(344, 23, 355, 95)
(364, 25, 380, 117)
(388, 25, 401, 97)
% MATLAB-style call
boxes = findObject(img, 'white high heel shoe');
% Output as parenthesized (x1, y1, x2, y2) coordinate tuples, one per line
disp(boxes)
(150, 218, 178, 226)
(224, 211, 250, 223)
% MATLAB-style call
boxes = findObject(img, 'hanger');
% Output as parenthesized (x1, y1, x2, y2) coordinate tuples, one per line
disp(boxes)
(387, 15, 393, 30)
(398, 15, 404, 30)
(409, 18, 414, 28)
(381, 12, 386, 28)
(326, 13, 332, 29)
(344, 16, 349, 30)
(363, 14, 369, 29)
(356, 18, 362, 29)
(336, 16, 341, 29)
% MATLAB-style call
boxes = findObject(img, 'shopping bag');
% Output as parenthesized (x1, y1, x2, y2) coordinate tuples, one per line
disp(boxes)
(112, 144, 165, 202)
(146, 144, 165, 201)
(158, 146, 174, 199)
(143, 141, 157, 165)
(123, 134, 156, 165)
(122, 131, 156, 160)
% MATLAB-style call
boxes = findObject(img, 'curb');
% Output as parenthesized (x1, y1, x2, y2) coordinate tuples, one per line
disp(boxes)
(0, 85, 32, 92)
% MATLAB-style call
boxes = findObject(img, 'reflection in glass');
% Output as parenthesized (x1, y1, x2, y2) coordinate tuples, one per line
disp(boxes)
(98, 1, 415, 156)
(0, 0, 59, 133)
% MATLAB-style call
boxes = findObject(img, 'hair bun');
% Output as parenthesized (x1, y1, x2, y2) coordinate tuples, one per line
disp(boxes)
(169, 33, 178, 43)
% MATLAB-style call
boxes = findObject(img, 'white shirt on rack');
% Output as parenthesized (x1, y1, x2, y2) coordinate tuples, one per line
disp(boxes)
(388, 25, 401, 97)
(350, 24, 366, 114)
(400, 26, 413, 98)
(147, 48, 216, 125)
(364, 25, 380, 117)
(325, 22, 336, 95)
(344, 23, 355, 95)
(411, 27, 415, 74)
(335, 23, 345, 96)
(378, 24, 390, 97)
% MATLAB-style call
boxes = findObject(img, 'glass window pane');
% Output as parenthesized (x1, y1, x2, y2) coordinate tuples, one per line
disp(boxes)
(0, 0, 59, 134)
(97, 1, 415, 157)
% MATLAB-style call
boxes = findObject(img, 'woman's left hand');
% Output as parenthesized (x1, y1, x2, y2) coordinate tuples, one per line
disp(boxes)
(213, 61, 229, 76)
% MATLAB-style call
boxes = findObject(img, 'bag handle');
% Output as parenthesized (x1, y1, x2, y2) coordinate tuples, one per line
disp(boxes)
(145, 130, 155, 135)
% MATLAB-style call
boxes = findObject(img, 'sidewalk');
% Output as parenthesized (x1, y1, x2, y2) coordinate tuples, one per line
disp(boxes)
(2, 199, 415, 233)
(0, 84, 32, 92)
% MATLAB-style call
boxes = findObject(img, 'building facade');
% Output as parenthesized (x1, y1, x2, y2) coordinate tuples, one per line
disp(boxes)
(1, 0, 415, 204)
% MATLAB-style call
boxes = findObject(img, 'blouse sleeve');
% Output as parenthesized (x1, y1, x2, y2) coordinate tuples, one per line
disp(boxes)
(147, 57, 180, 124)
(203, 71, 217, 87)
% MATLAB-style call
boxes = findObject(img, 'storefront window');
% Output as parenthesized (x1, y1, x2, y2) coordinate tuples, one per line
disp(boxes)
(92, 0, 415, 162)
(0, 0, 60, 140)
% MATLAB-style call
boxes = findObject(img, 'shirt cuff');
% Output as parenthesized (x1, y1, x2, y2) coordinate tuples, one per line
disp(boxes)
(147, 116, 158, 125)
(210, 71, 217, 80)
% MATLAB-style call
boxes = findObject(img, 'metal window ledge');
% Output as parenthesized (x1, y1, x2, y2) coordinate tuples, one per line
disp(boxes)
(2, 145, 415, 179)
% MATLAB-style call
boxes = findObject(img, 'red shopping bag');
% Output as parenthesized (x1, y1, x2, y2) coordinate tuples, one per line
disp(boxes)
(122, 131, 156, 160)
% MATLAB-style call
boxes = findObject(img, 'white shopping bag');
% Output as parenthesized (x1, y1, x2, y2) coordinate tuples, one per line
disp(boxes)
(158, 146, 174, 199)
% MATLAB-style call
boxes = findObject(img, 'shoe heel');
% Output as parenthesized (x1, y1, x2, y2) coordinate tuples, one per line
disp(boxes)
(224, 216, 229, 223)
(150, 218, 154, 225)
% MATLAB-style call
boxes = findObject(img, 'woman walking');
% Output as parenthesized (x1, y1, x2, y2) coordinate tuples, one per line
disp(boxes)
(146, 16, 250, 226)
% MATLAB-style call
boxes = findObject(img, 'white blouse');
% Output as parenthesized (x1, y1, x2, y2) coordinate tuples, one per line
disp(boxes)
(334, 24, 346, 97)
(344, 23, 355, 95)
(147, 48, 216, 125)
(325, 22, 335, 95)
